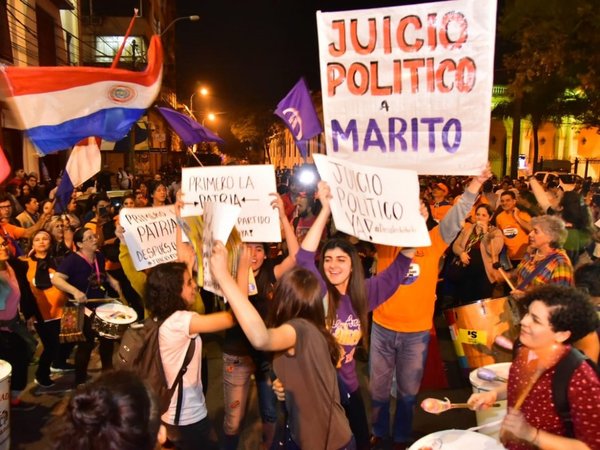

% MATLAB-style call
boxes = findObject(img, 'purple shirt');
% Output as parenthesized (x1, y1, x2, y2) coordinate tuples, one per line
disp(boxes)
(296, 248, 411, 392)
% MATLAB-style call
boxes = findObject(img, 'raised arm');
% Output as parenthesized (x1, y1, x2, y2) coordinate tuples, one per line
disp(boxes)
(300, 181, 331, 253)
(210, 241, 296, 352)
(271, 193, 298, 280)
(528, 175, 553, 213)
(439, 164, 491, 244)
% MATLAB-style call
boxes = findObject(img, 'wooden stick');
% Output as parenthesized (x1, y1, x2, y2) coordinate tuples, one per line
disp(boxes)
(499, 268, 516, 291)
(514, 368, 545, 410)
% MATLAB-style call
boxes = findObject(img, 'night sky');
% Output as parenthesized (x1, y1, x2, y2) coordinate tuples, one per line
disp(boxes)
(175, 0, 438, 115)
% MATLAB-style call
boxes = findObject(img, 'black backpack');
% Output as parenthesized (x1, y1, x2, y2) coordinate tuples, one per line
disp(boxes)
(114, 317, 195, 425)
(551, 348, 600, 437)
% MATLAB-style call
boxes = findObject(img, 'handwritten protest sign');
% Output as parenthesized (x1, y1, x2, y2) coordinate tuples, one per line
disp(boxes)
(313, 154, 431, 247)
(316, 0, 496, 175)
(119, 205, 178, 270)
(202, 201, 242, 296)
(181, 165, 280, 242)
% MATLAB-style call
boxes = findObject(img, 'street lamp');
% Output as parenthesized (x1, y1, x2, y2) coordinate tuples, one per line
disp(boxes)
(190, 86, 209, 114)
(160, 15, 200, 36)
(201, 112, 216, 126)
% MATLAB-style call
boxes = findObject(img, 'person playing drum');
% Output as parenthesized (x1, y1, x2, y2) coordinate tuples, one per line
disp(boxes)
(51, 227, 124, 386)
(468, 285, 600, 450)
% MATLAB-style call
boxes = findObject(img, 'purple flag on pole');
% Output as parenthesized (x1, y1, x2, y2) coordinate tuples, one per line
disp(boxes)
(274, 78, 322, 159)
(157, 107, 225, 146)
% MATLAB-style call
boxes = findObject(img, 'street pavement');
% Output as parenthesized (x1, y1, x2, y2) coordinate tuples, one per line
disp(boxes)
(10, 313, 483, 450)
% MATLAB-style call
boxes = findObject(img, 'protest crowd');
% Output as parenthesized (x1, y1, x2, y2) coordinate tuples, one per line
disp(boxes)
(1, 2, 599, 450)
(0, 162, 599, 450)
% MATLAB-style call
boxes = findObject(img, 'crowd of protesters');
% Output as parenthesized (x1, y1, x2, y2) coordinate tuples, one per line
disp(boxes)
(0, 163, 599, 450)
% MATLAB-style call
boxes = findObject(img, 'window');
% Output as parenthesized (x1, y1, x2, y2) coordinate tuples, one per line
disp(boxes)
(94, 35, 146, 64)
(0, 0, 12, 63)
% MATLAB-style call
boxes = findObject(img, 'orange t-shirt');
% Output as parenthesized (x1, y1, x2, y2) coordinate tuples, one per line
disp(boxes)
(495, 210, 531, 261)
(374, 227, 448, 333)
(25, 259, 67, 321)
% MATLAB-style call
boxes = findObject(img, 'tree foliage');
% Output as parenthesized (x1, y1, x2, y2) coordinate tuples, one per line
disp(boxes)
(496, 0, 600, 175)
(500, 0, 600, 127)
(228, 108, 275, 163)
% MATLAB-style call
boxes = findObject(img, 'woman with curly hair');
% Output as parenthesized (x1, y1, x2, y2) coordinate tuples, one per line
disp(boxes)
(53, 370, 163, 450)
(468, 284, 600, 450)
(145, 262, 234, 450)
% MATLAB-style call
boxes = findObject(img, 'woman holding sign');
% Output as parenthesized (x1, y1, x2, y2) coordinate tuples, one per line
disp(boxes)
(211, 242, 355, 450)
(292, 181, 414, 450)
(221, 193, 299, 450)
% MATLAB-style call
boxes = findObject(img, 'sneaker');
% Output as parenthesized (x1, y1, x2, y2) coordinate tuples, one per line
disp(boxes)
(50, 363, 75, 373)
(10, 399, 36, 412)
(34, 377, 55, 388)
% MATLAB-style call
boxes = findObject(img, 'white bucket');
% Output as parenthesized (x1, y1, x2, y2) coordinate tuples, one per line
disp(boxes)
(0, 360, 11, 450)
(408, 429, 506, 450)
(469, 362, 511, 439)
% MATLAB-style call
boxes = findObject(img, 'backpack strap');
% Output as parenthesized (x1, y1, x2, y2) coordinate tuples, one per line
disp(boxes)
(170, 337, 196, 425)
(552, 348, 587, 438)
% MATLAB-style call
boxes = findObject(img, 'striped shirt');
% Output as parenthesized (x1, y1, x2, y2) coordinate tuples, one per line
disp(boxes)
(515, 248, 574, 289)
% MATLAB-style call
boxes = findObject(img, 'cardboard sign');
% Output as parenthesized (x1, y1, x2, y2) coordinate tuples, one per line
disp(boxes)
(313, 154, 431, 247)
(181, 165, 281, 242)
(119, 205, 178, 270)
(201, 201, 242, 297)
(316, 0, 496, 175)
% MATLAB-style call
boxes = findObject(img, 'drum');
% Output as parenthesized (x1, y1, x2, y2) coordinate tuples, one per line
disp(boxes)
(443, 297, 518, 370)
(469, 362, 511, 439)
(408, 429, 506, 450)
(0, 360, 11, 450)
(92, 303, 138, 339)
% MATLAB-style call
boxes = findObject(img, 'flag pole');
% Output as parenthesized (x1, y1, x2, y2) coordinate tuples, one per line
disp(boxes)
(111, 8, 139, 69)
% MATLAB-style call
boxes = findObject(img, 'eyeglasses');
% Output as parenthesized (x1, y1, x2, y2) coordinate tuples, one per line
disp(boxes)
(0, 240, 9, 248)
(83, 234, 99, 242)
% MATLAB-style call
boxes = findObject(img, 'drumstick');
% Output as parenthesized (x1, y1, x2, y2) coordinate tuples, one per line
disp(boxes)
(498, 268, 516, 291)
(513, 368, 544, 410)
(83, 298, 117, 304)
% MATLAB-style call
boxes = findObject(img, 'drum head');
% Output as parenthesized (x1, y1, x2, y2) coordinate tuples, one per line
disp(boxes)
(409, 429, 506, 450)
(95, 303, 137, 324)
(0, 360, 11, 380)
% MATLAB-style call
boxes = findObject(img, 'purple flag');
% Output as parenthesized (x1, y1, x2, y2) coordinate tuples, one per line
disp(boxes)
(274, 78, 322, 159)
(157, 107, 225, 146)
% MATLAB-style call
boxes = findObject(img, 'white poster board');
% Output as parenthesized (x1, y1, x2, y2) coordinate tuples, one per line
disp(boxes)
(316, 0, 496, 175)
(119, 205, 178, 270)
(313, 154, 430, 247)
(181, 165, 280, 242)
(201, 201, 242, 296)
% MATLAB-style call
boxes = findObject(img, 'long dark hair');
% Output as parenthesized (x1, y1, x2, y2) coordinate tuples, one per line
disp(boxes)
(319, 238, 369, 347)
(267, 267, 340, 365)
(560, 191, 593, 231)
(145, 262, 189, 320)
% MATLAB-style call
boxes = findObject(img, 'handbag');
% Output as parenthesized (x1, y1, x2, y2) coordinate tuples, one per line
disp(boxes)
(59, 304, 86, 343)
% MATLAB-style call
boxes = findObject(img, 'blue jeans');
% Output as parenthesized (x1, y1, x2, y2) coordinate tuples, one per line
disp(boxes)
(223, 353, 278, 449)
(369, 323, 430, 443)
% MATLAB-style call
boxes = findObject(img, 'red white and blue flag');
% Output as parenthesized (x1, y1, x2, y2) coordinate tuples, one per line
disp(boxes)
(55, 137, 102, 211)
(274, 77, 323, 159)
(0, 36, 163, 155)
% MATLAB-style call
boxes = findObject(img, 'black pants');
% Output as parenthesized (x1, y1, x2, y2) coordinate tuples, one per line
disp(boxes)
(34, 319, 74, 380)
(163, 416, 218, 450)
(343, 389, 370, 450)
(74, 315, 113, 385)
(0, 330, 31, 391)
